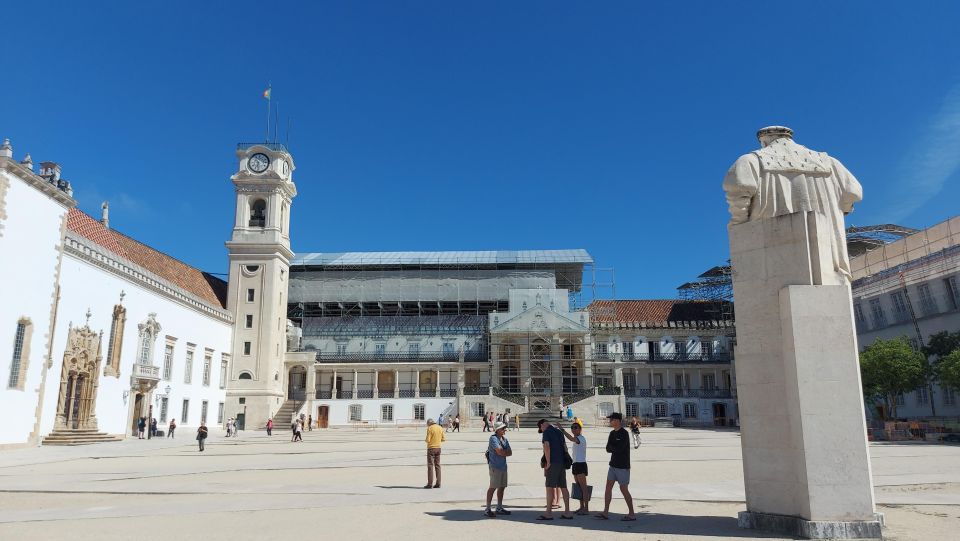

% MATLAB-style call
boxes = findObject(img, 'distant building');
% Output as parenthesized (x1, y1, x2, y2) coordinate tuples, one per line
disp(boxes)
(850, 217, 960, 418)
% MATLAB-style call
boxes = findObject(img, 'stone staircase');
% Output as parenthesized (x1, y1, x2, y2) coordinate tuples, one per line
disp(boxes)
(517, 412, 566, 429)
(272, 399, 303, 428)
(42, 429, 121, 446)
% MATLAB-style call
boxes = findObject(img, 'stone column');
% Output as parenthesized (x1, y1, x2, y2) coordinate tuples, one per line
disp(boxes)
(352, 369, 358, 400)
(373, 369, 379, 397)
(332, 369, 338, 398)
(436, 368, 440, 396)
(394, 369, 399, 398)
(731, 211, 880, 539)
(415, 370, 420, 398)
(306, 366, 316, 400)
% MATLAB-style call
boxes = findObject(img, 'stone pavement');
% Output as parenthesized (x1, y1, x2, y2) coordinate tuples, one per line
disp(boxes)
(0, 426, 957, 540)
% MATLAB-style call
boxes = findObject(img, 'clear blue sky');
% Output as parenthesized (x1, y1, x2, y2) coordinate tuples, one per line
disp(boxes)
(4, 2, 959, 299)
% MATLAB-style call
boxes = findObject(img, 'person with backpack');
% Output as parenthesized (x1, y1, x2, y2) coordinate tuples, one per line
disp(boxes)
(196, 422, 208, 452)
(484, 422, 512, 518)
(167, 418, 176, 438)
(537, 419, 573, 520)
(556, 422, 590, 515)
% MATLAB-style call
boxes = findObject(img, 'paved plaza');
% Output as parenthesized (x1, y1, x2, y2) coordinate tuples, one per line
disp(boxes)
(0, 426, 957, 540)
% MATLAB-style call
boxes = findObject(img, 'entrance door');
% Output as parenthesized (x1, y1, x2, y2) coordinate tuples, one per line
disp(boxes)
(288, 366, 306, 399)
(317, 406, 329, 429)
(132, 393, 144, 435)
(377, 371, 395, 397)
(712, 403, 727, 426)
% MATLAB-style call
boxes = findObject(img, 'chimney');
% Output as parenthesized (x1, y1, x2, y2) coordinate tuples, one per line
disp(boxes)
(0, 138, 11, 159)
(101, 201, 110, 229)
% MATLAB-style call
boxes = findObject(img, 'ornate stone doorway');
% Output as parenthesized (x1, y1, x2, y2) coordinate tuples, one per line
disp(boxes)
(54, 324, 104, 432)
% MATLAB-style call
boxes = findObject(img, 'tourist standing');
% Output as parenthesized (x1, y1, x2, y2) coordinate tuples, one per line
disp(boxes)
(196, 422, 208, 452)
(566, 406, 573, 421)
(629, 416, 642, 449)
(482, 412, 490, 432)
(484, 422, 512, 518)
(266, 418, 273, 436)
(150, 418, 158, 438)
(514, 412, 520, 431)
(308, 414, 313, 431)
(293, 419, 303, 442)
(537, 419, 573, 520)
(137, 417, 146, 439)
(424, 418, 445, 488)
(557, 422, 590, 514)
(453, 415, 461, 432)
(225, 418, 232, 437)
(597, 412, 636, 521)
(167, 418, 176, 438)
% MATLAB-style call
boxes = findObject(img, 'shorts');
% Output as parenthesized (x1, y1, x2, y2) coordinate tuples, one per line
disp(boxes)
(607, 466, 630, 485)
(545, 463, 567, 488)
(572, 462, 588, 476)
(489, 467, 508, 489)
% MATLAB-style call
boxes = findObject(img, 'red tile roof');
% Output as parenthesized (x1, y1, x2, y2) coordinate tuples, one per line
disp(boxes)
(588, 300, 729, 325)
(66, 208, 227, 309)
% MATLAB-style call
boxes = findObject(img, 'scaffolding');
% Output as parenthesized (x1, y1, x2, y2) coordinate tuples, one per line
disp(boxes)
(846, 224, 919, 258)
(677, 264, 734, 321)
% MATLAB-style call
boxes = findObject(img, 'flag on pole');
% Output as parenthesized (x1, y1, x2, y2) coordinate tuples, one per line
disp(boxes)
(263, 87, 272, 100)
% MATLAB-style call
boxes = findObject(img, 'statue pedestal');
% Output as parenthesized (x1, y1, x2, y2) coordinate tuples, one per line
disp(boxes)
(730, 212, 882, 539)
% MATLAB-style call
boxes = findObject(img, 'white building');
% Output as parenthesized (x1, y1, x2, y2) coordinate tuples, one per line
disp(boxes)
(0, 138, 233, 447)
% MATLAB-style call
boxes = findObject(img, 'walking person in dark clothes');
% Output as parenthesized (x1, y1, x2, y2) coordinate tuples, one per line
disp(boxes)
(196, 422, 208, 452)
(596, 412, 636, 521)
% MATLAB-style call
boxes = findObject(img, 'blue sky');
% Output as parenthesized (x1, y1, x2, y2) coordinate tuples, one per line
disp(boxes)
(3, 1, 959, 299)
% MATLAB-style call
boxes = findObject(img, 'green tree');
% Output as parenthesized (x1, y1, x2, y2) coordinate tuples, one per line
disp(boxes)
(859, 337, 926, 420)
(939, 350, 960, 393)
(925, 330, 960, 384)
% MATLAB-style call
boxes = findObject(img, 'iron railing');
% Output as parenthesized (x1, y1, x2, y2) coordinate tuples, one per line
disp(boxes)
(492, 386, 526, 406)
(464, 386, 490, 395)
(593, 352, 732, 363)
(597, 386, 622, 396)
(314, 351, 485, 362)
(237, 142, 288, 152)
(563, 388, 596, 405)
(625, 388, 733, 399)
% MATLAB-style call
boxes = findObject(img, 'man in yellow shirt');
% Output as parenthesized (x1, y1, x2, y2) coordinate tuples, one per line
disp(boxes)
(425, 418, 446, 488)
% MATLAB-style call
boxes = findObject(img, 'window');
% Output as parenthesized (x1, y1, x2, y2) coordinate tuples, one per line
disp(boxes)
(654, 402, 668, 417)
(104, 305, 126, 377)
(598, 402, 614, 418)
(596, 343, 608, 356)
(868, 298, 886, 328)
(917, 387, 929, 405)
(162, 344, 174, 380)
(336, 343, 347, 356)
(944, 387, 956, 406)
(243, 342, 251, 355)
(702, 373, 716, 390)
(249, 199, 266, 227)
(374, 343, 386, 357)
(381, 404, 394, 422)
(891, 291, 909, 322)
(160, 397, 169, 422)
(245, 315, 253, 328)
(896, 393, 905, 406)
(853, 303, 866, 325)
(182, 399, 190, 423)
(239, 372, 253, 380)
(472, 402, 486, 417)
(8, 319, 31, 389)
(184, 349, 194, 384)
(217, 402, 225, 424)
(409, 343, 420, 356)
(683, 403, 698, 419)
(917, 283, 938, 316)
(413, 403, 426, 421)
(220, 358, 228, 389)
(349, 404, 362, 422)
(622, 341, 635, 355)
(442, 342, 455, 357)
(246, 288, 255, 302)
(946, 276, 959, 310)
(625, 402, 639, 418)
(201, 400, 209, 424)
(202, 353, 212, 386)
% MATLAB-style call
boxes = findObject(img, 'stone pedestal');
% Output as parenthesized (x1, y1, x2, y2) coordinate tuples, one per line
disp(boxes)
(730, 212, 882, 539)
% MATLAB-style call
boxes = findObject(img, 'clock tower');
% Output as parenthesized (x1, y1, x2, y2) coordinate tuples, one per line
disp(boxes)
(224, 143, 296, 430)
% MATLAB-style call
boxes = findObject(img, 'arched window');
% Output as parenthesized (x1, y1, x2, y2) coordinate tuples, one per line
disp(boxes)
(249, 199, 266, 227)
(8, 318, 33, 389)
(104, 304, 126, 377)
(238, 371, 253, 380)
(136, 313, 161, 367)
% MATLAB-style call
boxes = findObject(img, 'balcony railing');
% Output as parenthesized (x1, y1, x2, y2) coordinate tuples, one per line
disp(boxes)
(420, 388, 437, 398)
(593, 351, 732, 363)
(625, 388, 733, 399)
(440, 386, 457, 398)
(132, 363, 160, 380)
(314, 351, 486, 363)
(464, 386, 489, 395)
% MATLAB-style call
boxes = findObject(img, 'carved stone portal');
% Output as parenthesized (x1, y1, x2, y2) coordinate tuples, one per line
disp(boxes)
(54, 324, 104, 431)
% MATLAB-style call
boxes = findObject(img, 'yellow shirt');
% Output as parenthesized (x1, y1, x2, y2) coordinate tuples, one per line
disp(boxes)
(425, 424, 446, 448)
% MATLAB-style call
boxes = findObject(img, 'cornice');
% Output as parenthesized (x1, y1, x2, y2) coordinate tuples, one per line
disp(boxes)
(64, 233, 233, 324)
(0, 157, 76, 208)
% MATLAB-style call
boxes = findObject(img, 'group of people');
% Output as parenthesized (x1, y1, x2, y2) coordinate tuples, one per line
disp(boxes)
(482, 411, 520, 432)
(436, 413, 461, 432)
(224, 417, 240, 437)
(136, 417, 178, 439)
(484, 412, 636, 521)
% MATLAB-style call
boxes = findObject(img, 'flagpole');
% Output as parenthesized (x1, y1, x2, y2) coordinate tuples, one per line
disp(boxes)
(274, 101, 279, 144)
(264, 84, 271, 142)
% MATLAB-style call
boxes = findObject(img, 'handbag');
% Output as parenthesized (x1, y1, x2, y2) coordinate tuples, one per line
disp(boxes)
(571, 483, 593, 501)
(563, 450, 573, 470)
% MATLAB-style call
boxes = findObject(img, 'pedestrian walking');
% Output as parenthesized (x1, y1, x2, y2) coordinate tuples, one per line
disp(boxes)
(225, 418, 232, 437)
(566, 406, 573, 421)
(167, 418, 176, 438)
(150, 418, 158, 438)
(557, 422, 590, 514)
(137, 417, 146, 439)
(514, 412, 520, 431)
(290, 418, 298, 442)
(453, 415, 460, 432)
(196, 422, 208, 452)
(293, 419, 303, 442)
(484, 422, 512, 518)
(596, 412, 636, 521)
(438, 413, 444, 428)
(266, 418, 273, 436)
(537, 419, 573, 520)
(629, 416, 642, 449)
(482, 412, 490, 432)
(308, 414, 313, 431)
(424, 418, 445, 488)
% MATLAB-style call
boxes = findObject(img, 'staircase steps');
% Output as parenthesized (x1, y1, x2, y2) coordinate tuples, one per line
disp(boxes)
(517, 412, 566, 429)
(42, 429, 121, 446)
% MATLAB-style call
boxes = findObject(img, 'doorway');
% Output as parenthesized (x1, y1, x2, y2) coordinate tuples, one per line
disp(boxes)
(317, 405, 329, 429)
(713, 403, 727, 426)
(131, 393, 144, 435)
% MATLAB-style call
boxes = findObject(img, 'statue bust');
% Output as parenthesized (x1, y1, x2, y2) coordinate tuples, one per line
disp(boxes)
(722, 126, 863, 280)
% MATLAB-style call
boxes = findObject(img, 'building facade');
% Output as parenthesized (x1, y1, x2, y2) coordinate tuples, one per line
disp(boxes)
(850, 216, 960, 418)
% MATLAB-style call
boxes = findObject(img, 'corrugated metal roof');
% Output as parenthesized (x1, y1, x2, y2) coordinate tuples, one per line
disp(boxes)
(291, 249, 593, 267)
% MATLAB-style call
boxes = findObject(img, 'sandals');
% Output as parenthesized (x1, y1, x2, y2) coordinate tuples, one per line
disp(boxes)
(537, 515, 554, 521)
(621, 516, 637, 521)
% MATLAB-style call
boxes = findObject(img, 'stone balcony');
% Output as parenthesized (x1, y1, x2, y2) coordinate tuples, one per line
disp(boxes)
(130, 363, 161, 393)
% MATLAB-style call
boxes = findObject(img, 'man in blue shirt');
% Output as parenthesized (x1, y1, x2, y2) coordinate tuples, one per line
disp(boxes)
(538, 419, 573, 520)
(484, 422, 512, 517)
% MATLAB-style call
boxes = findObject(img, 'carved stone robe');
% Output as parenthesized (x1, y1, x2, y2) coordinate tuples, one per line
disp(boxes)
(723, 137, 863, 280)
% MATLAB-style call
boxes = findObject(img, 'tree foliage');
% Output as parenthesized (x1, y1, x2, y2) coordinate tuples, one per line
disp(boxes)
(939, 350, 960, 392)
(859, 337, 926, 420)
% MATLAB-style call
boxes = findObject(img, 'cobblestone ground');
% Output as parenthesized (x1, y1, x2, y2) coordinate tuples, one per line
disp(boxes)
(0, 426, 957, 540)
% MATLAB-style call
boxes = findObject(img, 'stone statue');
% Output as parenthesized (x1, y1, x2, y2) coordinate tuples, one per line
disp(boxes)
(723, 126, 863, 280)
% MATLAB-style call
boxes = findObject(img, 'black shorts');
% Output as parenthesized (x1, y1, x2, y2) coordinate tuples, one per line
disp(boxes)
(572, 462, 588, 476)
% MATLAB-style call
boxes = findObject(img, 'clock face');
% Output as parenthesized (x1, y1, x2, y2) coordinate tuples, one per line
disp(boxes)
(248, 153, 270, 174)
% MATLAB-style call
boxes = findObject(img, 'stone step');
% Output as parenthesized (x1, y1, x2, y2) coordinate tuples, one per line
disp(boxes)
(42, 430, 121, 446)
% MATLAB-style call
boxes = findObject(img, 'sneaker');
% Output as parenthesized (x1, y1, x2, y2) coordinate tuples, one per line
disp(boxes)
(484, 510, 497, 518)
(496, 508, 512, 515)
(433, 484, 440, 488)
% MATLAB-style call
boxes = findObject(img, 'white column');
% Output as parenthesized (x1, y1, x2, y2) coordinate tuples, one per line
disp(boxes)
(394, 369, 399, 399)
(352, 369, 358, 399)
(374, 369, 380, 397)
(332, 369, 338, 398)
(415, 370, 420, 398)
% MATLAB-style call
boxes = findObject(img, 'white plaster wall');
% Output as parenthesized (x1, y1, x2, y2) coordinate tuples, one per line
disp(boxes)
(306, 397, 455, 426)
(40, 252, 233, 438)
(0, 170, 69, 445)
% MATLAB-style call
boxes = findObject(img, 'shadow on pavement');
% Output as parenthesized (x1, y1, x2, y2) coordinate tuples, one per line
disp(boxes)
(425, 509, 797, 539)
